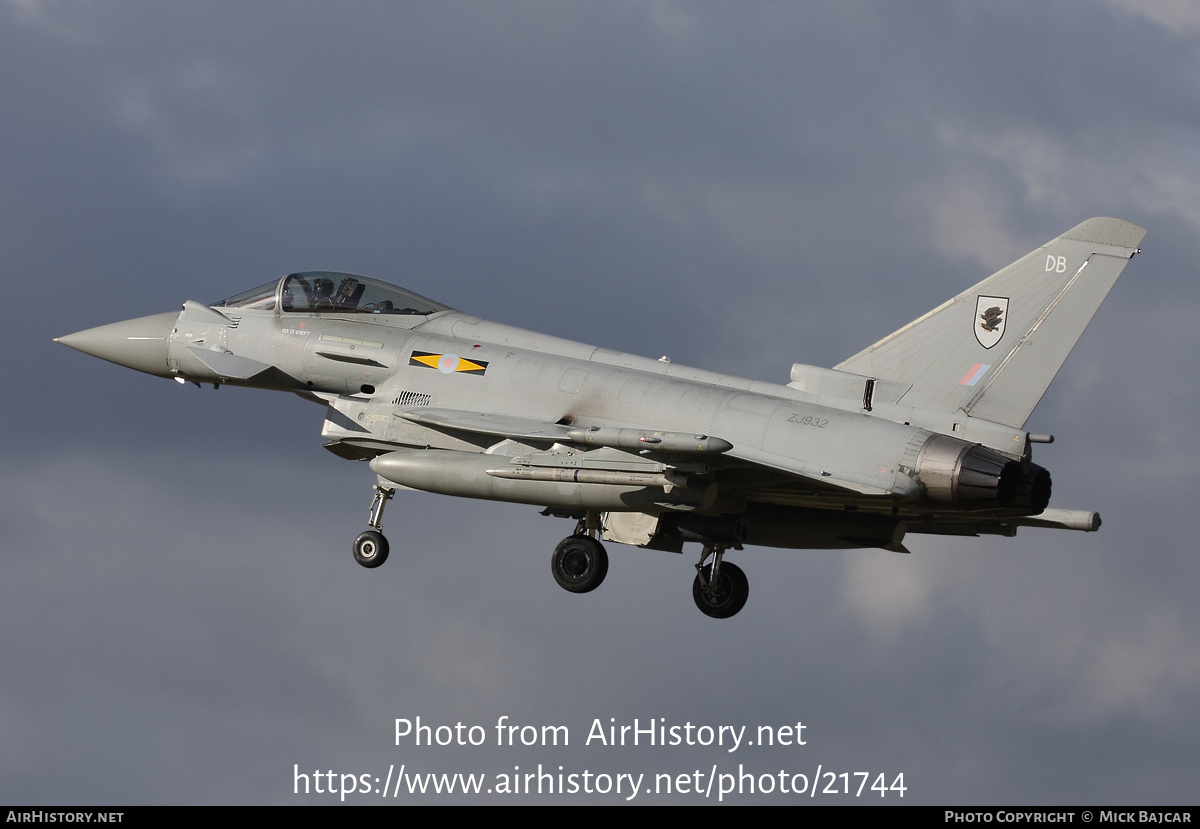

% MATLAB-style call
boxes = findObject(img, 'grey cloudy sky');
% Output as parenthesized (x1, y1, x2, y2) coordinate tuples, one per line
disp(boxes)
(3, 0, 1198, 804)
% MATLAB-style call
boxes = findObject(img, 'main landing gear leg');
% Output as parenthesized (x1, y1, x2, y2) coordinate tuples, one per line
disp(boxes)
(551, 511, 609, 594)
(692, 543, 749, 618)
(353, 485, 394, 568)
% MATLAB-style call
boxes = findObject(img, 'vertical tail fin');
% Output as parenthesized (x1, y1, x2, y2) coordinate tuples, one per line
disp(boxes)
(835, 218, 1145, 428)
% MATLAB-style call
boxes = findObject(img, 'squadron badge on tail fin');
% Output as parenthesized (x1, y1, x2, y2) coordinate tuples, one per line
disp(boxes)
(975, 296, 1009, 349)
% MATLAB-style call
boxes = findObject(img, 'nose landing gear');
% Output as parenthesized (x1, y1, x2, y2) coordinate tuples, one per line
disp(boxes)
(353, 485, 394, 568)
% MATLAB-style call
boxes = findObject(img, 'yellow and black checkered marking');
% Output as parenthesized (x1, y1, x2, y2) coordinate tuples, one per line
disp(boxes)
(409, 350, 489, 375)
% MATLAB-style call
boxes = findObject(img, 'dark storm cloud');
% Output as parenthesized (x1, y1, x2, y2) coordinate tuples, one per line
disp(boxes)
(3, 0, 1198, 803)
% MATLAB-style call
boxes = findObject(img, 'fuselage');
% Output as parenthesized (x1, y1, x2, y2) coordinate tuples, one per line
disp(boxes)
(57, 271, 1051, 552)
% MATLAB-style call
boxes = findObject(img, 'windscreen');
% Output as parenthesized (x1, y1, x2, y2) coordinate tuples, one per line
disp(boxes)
(212, 280, 278, 310)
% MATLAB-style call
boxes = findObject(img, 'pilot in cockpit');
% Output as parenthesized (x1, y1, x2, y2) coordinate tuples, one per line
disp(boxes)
(311, 277, 335, 309)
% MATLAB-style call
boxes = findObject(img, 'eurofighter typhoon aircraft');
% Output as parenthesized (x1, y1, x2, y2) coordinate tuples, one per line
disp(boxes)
(58, 218, 1144, 618)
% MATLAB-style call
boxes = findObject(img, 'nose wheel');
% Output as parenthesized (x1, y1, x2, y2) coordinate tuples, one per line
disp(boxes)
(353, 530, 389, 567)
(353, 485, 394, 569)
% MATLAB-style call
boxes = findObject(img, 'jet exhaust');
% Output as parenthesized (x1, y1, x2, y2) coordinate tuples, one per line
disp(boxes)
(912, 434, 1051, 513)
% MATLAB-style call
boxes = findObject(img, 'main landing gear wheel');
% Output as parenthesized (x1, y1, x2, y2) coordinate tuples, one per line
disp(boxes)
(551, 535, 609, 594)
(353, 530, 390, 568)
(693, 560, 749, 618)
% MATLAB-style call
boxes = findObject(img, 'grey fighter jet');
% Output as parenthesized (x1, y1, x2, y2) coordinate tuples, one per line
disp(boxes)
(57, 217, 1144, 618)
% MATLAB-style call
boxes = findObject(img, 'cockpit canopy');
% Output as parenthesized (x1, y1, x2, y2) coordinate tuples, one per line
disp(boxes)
(213, 272, 451, 316)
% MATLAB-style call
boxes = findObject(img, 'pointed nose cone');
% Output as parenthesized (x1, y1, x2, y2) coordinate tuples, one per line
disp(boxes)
(56, 311, 179, 378)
